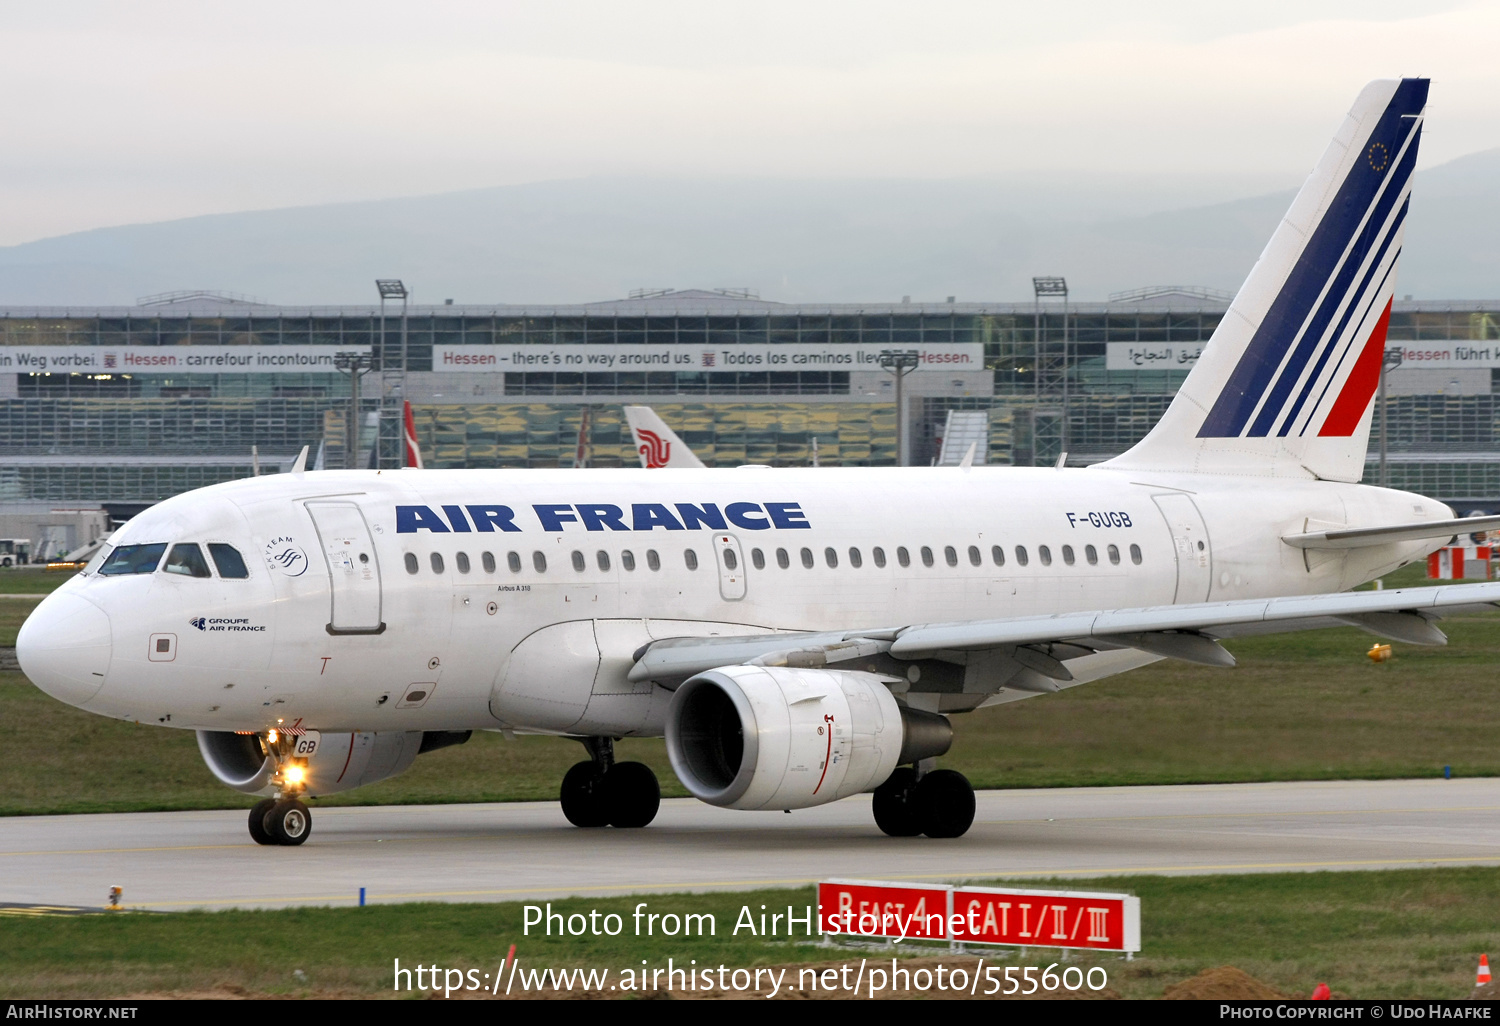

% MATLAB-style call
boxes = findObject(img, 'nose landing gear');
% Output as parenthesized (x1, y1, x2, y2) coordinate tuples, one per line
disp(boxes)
(247, 730, 314, 846)
(560, 737, 661, 829)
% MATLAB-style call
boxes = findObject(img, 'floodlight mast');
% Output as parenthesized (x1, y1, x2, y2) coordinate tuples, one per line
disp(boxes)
(333, 350, 375, 470)
(878, 349, 921, 467)
(375, 280, 409, 469)
(1032, 276, 1069, 467)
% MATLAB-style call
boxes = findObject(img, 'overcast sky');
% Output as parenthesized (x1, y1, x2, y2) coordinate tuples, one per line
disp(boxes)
(2, 0, 1496, 246)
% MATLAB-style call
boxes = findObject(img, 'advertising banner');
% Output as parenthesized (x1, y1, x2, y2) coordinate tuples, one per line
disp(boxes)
(0, 346, 370, 374)
(434, 343, 983, 374)
(1106, 340, 1500, 372)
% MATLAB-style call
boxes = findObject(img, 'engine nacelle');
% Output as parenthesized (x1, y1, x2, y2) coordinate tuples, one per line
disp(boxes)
(195, 729, 458, 797)
(665, 666, 950, 811)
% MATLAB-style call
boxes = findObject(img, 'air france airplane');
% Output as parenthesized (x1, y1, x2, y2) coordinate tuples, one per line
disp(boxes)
(20, 78, 1500, 847)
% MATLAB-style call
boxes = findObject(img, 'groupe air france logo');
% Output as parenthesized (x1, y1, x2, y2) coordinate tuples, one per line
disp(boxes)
(636, 428, 672, 468)
(190, 617, 206, 631)
(263, 536, 309, 577)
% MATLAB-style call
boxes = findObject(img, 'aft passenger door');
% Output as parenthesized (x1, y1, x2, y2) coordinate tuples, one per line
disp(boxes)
(712, 533, 747, 601)
(1152, 493, 1212, 604)
(305, 501, 385, 634)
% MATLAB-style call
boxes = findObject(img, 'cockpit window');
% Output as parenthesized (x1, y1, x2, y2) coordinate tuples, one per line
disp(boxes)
(98, 543, 168, 576)
(163, 543, 212, 578)
(82, 544, 113, 575)
(208, 543, 250, 579)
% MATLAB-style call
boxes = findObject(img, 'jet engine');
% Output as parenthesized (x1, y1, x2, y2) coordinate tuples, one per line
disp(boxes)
(664, 665, 951, 811)
(196, 729, 468, 797)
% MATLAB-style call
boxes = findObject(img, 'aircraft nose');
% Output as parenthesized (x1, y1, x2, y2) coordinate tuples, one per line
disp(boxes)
(16, 592, 113, 708)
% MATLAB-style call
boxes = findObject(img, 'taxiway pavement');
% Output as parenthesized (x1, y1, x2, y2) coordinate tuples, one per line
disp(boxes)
(4, 778, 1498, 911)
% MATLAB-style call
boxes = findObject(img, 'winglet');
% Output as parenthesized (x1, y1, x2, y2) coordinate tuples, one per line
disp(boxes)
(290, 445, 309, 474)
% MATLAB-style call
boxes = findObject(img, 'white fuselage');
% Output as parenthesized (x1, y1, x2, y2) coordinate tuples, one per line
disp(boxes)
(19, 465, 1448, 737)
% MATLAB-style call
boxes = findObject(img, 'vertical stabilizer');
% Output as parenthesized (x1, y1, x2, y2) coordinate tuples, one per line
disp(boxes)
(1104, 79, 1427, 481)
(403, 400, 424, 469)
(623, 406, 707, 469)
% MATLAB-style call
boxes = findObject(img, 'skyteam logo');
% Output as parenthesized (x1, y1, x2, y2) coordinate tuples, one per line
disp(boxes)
(263, 536, 309, 577)
(636, 428, 671, 468)
(1199, 79, 1427, 440)
(190, 617, 206, 631)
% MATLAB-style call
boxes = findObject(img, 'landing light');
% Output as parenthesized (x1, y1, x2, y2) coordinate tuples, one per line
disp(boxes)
(267, 729, 278, 744)
(284, 764, 306, 786)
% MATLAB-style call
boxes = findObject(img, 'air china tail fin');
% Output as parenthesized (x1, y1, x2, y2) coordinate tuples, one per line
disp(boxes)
(1104, 79, 1428, 482)
(623, 406, 707, 469)
(403, 400, 424, 469)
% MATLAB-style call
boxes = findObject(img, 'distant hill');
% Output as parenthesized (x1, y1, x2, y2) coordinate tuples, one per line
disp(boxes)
(0, 151, 1493, 306)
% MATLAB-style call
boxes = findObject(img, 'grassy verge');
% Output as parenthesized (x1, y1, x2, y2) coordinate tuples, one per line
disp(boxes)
(5, 606, 1499, 814)
(1, 868, 1495, 999)
(0, 568, 72, 595)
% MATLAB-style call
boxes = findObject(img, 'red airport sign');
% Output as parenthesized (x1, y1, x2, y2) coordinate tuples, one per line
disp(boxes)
(818, 879, 1140, 954)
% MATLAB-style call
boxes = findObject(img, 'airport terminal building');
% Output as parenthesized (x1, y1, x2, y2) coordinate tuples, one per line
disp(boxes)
(2, 286, 1499, 517)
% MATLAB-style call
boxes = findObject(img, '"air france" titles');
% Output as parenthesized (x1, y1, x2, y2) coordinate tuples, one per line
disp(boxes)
(395, 502, 811, 534)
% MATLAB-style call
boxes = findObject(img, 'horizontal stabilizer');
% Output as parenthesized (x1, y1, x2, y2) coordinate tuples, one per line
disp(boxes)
(1283, 515, 1500, 549)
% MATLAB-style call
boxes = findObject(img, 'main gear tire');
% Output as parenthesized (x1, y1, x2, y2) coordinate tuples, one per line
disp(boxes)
(872, 767, 923, 837)
(605, 761, 661, 828)
(916, 769, 975, 839)
(264, 798, 312, 846)
(248, 798, 277, 845)
(560, 761, 610, 827)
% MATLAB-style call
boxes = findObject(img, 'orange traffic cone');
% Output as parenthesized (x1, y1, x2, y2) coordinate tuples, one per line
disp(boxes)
(1310, 982, 1331, 1000)
(1478, 954, 1491, 987)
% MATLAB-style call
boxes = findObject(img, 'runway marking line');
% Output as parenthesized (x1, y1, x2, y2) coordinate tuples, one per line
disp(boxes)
(112, 853, 1500, 909)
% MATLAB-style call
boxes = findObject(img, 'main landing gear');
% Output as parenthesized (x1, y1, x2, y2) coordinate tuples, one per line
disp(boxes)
(872, 763, 975, 839)
(248, 729, 313, 846)
(560, 737, 661, 829)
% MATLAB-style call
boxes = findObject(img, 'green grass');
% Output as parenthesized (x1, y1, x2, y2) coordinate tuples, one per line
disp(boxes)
(2, 869, 1496, 998)
(0, 568, 72, 595)
(5, 612, 1500, 815)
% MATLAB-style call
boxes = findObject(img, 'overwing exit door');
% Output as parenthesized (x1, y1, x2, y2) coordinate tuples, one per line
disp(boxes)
(1152, 493, 1212, 604)
(305, 501, 385, 634)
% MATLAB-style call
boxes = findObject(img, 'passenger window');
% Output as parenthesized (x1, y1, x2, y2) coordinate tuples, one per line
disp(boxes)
(404, 553, 419, 575)
(873, 546, 886, 568)
(647, 549, 661, 571)
(1085, 544, 1098, 565)
(920, 546, 934, 568)
(968, 545, 981, 567)
(1039, 545, 1052, 566)
(723, 548, 738, 570)
(532, 551, 547, 573)
(207, 543, 250, 579)
(685, 549, 699, 570)
(944, 545, 958, 567)
(800, 547, 814, 569)
(597, 550, 611, 572)
(1015, 545, 1029, 566)
(622, 550, 636, 571)
(1130, 543, 1143, 565)
(1107, 544, 1120, 565)
(776, 548, 790, 569)
(1062, 545, 1075, 566)
(99, 543, 168, 576)
(482, 551, 496, 573)
(848, 547, 862, 569)
(163, 543, 212, 578)
(897, 546, 910, 568)
(991, 545, 1005, 567)
(430, 552, 445, 574)
(751, 548, 765, 570)
(508, 551, 523, 573)
(571, 550, 586, 572)
(456, 551, 471, 574)
(824, 547, 838, 568)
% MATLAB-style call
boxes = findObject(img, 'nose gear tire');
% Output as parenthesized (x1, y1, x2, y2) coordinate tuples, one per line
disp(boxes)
(605, 761, 660, 828)
(248, 798, 277, 845)
(916, 769, 975, 838)
(872, 767, 923, 837)
(265, 798, 312, 846)
(560, 761, 610, 827)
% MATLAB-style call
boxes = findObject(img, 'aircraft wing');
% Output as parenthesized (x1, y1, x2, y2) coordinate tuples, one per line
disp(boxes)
(628, 581, 1500, 688)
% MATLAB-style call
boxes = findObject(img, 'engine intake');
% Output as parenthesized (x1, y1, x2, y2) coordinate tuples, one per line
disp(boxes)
(665, 666, 949, 811)
(196, 729, 463, 797)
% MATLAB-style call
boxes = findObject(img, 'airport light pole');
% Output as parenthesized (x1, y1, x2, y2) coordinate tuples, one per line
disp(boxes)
(376, 279, 409, 468)
(334, 350, 375, 470)
(878, 349, 921, 467)
(1379, 345, 1403, 487)
(1033, 276, 1069, 466)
